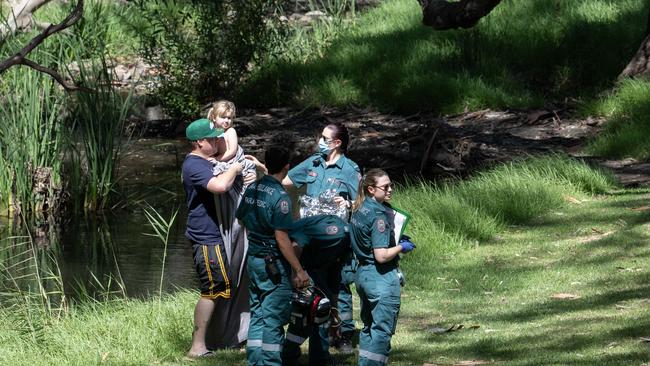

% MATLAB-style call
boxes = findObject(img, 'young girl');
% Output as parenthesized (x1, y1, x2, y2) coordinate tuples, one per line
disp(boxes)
(349, 169, 415, 366)
(207, 100, 256, 178)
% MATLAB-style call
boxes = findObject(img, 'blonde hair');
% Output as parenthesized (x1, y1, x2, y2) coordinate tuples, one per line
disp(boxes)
(207, 100, 236, 122)
(352, 168, 388, 212)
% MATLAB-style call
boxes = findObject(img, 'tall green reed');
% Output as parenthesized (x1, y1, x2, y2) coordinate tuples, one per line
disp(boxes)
(142, 204, 178, 299)
(0, 233, 67, 344)
(66, 57, 132, 211)
(0, 0, 134, 214)
(61, 0, 134, 212)
(0, 68, 66, 216)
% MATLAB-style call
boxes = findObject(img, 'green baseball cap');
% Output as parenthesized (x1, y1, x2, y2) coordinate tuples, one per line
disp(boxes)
(186, 118, 224, 141)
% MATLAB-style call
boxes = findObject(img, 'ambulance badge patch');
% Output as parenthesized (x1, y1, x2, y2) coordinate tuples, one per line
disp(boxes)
(326, 225, 339, 235)
(280, 200, 289, 214)
(377, 219, 386, 233)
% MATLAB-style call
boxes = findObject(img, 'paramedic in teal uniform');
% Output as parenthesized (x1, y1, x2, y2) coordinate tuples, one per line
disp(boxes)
(282, 215, 350, 365)
(236, 146, 310, 366)
(350, 169, 415, 366)
(282, 122, 361, 353)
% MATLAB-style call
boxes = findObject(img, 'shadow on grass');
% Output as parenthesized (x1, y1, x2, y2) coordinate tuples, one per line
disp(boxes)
(391, 188, 650, 365)
(240, 0, 648, 113)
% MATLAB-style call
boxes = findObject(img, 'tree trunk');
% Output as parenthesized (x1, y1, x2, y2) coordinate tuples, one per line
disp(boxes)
(620, 35, 650, 78)
(620, 8, 650, 78)
(418, 0, 502, 30)
(0, 0, 54, 39)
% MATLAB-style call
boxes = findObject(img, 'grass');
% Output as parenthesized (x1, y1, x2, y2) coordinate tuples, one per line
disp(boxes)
(394, 154, 616, 245)
(0, 290, 236, 366)
(390, 187, 650, 366)
(3, 156, 642, 365)
(68, 56, 132, 211)
(240, 0, 648, 113)
(586, 79, 650, 160)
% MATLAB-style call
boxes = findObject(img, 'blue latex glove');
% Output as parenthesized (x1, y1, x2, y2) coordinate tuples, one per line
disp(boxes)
(399, 235, 416, 253)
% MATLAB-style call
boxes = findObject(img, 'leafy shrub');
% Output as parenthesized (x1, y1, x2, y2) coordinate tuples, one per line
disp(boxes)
(133, 0, 285, 120)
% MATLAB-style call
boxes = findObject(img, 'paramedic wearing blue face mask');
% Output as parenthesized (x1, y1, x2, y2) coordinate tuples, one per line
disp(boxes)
(283, 123, 360, 205)
(350, 169, 415, 366)
(282, 122, 361, 353)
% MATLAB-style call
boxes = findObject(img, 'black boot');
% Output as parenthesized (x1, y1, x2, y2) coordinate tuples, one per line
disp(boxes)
(335, 331, 354, 354)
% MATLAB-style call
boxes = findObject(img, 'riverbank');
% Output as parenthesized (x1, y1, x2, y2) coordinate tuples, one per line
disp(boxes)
(4, 156, 648, 365)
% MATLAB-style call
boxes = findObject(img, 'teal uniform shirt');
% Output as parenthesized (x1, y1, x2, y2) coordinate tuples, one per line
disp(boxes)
(290, 215, 349, 250)
(288, 153, 361, 199)
(236, 175, 293, 256)
(290, 215, 350, 275)
(350, 197, 397, 268)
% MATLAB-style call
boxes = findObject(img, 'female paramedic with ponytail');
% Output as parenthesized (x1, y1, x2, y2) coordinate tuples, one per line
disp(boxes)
(349, 169, 416, 366)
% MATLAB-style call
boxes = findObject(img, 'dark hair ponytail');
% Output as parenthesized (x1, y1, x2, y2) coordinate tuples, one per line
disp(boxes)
(324, 122, 350, 153)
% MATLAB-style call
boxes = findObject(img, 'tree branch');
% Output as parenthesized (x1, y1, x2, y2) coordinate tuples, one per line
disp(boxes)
(0, 0, 87, 91)
(21, 57, 91, 92)
(419, 0, 502, 30)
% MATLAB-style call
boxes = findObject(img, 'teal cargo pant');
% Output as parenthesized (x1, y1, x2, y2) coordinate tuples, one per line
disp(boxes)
(246, 256, 292, 366)
(283, 245, 345, 365)
(338, 253, 356, 336)
(355, 264, 401, 366)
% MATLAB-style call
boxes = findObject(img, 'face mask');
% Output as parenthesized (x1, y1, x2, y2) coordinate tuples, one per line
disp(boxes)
(318, 138, 332, 155)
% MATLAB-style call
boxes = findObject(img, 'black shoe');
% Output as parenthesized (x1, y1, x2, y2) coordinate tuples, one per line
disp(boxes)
(336, 337, 354, 354)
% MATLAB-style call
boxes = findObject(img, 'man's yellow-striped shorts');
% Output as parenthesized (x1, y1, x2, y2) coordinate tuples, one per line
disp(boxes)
(192, 242, 231, 299)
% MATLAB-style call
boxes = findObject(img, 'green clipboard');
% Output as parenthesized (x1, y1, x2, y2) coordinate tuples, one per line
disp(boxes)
(390, 205, 411, 244)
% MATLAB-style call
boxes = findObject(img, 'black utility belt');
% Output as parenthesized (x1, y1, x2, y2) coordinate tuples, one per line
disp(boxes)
(249, 252, 280, 259)
(356, 260, 373, 266)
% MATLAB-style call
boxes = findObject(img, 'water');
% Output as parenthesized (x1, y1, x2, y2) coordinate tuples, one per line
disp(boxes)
(0, 138, 201, 300)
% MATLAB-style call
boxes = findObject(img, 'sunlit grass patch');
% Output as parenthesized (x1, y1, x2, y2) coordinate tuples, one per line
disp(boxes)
(572, 1, 624, 23)
(587, 79, 650, 159)
(392, 155, 617, 298)
(0, 291, 199, 366)
(393, 155, 616, 246)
